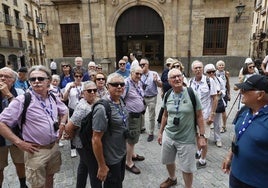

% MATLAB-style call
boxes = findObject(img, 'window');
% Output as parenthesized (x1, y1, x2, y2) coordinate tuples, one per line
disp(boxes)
(203, 17, 229, 55)
(18, 33, 23, 47)
(7, 30, 13, 47)
(60, 24, 82, 57)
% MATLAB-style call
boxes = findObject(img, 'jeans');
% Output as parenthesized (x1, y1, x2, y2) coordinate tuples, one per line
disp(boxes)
(76, 148, 101, 188)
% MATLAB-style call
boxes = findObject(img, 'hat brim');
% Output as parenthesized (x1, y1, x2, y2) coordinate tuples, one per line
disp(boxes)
(235, 82, 255, 91)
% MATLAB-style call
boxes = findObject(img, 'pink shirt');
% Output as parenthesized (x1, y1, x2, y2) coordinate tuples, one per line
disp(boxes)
(0, 90, 68, 145)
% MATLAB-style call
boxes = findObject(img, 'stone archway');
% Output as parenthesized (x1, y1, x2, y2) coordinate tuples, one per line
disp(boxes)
(115, 5, 164, 66)
(0, 54, 5, 68)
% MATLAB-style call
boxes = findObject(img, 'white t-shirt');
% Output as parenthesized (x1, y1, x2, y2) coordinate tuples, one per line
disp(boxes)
(263, 55, 268, 71)
(64, 82, 82, 109)
(50, 61, 57, 70)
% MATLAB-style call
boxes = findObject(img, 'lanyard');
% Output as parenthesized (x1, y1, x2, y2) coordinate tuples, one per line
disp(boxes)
(36, 94, 55, 122)
(109, 97, 127, 127)
(237, 105, 268, 141)
(130, 80, 143, 97)
(172, 90, 183, 114)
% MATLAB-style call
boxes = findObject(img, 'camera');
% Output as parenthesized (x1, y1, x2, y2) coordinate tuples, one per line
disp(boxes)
(231, 141, 239, 155)
(173, 117, 180, 126)
(142, 84, 148, 90)
(53, 122, 59, 132)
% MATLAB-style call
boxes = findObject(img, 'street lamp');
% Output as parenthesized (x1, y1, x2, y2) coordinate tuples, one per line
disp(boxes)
(235, 3, 246, 22)
(37, 21, 48, 35)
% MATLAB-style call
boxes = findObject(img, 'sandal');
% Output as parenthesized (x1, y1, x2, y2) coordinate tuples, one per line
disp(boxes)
(220, 127, 227, 133)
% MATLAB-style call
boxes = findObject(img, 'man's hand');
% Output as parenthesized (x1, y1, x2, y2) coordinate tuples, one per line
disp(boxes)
(97, 165, 109, 182)
(16, 140, 39, 154)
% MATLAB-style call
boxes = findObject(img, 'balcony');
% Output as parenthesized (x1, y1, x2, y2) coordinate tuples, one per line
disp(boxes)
(15, 19, 24, 29)
(51, 0, 81, 5)
(35, 32, 43, 40)
(25, 11, 32, 20)
(0, 37, 26, 49)
(4, 14, 14, 26)
(27, 29, 35, 37)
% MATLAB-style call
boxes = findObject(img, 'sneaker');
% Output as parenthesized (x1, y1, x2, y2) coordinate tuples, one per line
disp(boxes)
(195, 152, 201, 159)
(160, 177, 177, 188)
(220, 127, 227, 133)
(216, 141, 222, 147)
(71, 149, 77, 158)
(210, 124, 214, 129)
(147, 134, 154, 142)
(140, 128, 146, 133)
(196, 161, 207, 169)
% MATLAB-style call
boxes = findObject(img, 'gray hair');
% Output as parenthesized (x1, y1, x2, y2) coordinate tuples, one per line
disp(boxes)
(51, 74, 60, 81)
(130, 64, 142, 73)
(168, 68, 182, 79)
(106, 72, 124, 85)
(28, 65, 52, 80)
(191, 60, 203, 70)
(216, 60, 225, 67)
(0, 67, 18, 80)
(83, 80, 97, 90)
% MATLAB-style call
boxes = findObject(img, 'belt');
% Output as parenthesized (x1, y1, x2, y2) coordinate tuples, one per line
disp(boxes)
(28, 141, 57, 149)
(144, 95, 157, 98)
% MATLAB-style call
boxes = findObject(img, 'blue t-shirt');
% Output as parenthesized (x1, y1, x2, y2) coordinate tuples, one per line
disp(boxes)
(231, 106, 268, 187)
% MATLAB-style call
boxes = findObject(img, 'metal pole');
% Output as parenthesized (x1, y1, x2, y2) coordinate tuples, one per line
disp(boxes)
(226, 93, 240, 120)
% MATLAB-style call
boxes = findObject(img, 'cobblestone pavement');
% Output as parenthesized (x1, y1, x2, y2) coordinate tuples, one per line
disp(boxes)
(3, 77, 240, 188)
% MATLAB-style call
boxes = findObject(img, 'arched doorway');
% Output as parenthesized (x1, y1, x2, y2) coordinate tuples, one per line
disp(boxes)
(8, 54, 18, 70)
(115, 6, 164, 66)
(0, 54, 5, 68)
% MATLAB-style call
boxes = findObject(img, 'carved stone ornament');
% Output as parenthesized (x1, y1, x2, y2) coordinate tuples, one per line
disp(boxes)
(158, 0, 166, 4)
(111, 0, 118, 6)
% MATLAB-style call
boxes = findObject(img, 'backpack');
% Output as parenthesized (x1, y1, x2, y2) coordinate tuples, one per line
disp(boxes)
(15, 92, 57, 138)
(163, 87, 197, 128)
(79, 99, 111, 149)
(189, 76, 211, 90)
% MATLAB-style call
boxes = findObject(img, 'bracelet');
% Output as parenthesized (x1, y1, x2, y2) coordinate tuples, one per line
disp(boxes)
(199, 134, 205, 138)
(211, 112, 216, 115)
(60, 122, 65, 126)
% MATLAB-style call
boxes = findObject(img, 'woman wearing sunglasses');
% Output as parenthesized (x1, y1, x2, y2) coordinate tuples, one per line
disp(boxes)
(59, 62, 74, 90)
(95, 72, 108, 99)
(63, 69, 84, 158)
(170, 59, 188, 86)
(64, 81, 98, 188)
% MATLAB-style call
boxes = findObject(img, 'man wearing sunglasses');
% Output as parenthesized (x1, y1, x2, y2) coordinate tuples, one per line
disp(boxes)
(123, 66, 145, 174)
(140, 58, 162, 142)
(0, 67, 27, 188)
(0, 65, 68, 188)
(115, 59, 130, 79)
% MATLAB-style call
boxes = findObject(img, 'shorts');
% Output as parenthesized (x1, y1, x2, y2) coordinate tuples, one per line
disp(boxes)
(24, 143, 61, 187)
(127, 114, 142, 144)
(0, 145, 24, 169)
(161, 131, 196, 173)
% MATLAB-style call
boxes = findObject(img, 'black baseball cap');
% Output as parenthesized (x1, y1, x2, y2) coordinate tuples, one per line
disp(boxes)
(235, 74, 268, 93)
(17, 67, 28, 73)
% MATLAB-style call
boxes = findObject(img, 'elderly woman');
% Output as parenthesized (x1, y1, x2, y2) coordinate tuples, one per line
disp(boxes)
(64, 81, 98, 188)
(91, 73, 128, 187)
(170, 59, 188, 86)
(63, 69, 84, 157)
(59, 62, 74, 90)
(95, 72, 108, 99)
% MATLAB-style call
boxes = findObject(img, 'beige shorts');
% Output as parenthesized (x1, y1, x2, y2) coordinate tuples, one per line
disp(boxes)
(0, 145, 24, 170)
(161, 131, 196, 173)
(24, 143, 61, 187)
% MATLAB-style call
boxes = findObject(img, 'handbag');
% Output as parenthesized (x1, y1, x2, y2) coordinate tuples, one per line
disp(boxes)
(216, 97, 225, 113)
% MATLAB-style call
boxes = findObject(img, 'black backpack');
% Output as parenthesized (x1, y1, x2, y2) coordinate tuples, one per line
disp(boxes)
(79, 99, 111, 149)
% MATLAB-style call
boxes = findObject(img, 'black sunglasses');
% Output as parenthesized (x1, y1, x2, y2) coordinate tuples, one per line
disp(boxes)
(109, 82, 125, 87)
(140, 64, 146, 67)
(61, 65, 69, 68)
(86, 89, 97, 93)
(135, 72, 142, 76)
(206, 70, 216, 74)
(172, 65, 180, 69)
(119, 63, 126, 66)
(75, 75, 83, 78)
(96, 78, 105, 81)
(29, 77, 48, 82)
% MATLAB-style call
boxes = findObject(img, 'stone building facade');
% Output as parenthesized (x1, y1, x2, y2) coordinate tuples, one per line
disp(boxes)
(40, 0, 253, 75)
(0, 0, 45, 70)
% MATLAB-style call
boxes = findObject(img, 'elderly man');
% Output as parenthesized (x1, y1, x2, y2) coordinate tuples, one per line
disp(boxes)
(222, 75, 268, 188)
(0, 67, 26, 188)
(123, 65, 145, 174)
(116, 59, 130, 79)
(130, 52, 139, 69)
(189, 60, 218, 169)
(0, 65, 68, 188)
(140, 58, 162, 142)
(122, 56, 131, 71)
(158, 68, 206, 188)
(73, 57, 87, 75)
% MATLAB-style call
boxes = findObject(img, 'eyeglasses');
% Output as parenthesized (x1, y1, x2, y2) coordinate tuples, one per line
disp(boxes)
(109, 82, 125, 87)
(119, 63, 126, 66)
(75, 75, 83, 78)
(29, 77, 48, 82)
(96, 78, 105, 81)
(0, 74, 13, 79)
(86, 89, 97, 93)
(206, 70, 216, 74)
(248, 66, 255, 69)
(170, 74, 182, 79)
(172, 65, 180, 69)
(61, 65, 69, 68)
(140, 64, 146, 67)
(97, 67, 102, 70)
(135, 72, 143, 76)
